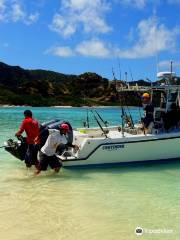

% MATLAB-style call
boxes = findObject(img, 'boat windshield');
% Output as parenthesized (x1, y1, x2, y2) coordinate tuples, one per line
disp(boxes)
(152, 90, 166, 108)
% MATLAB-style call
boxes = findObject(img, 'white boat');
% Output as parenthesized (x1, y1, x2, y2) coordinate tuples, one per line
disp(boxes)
(4, 73, 180, 167)
(61, 130, 180, 167)
(59, 83, 180, 167)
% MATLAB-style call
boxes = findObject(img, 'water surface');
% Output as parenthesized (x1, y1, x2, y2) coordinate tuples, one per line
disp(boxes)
(0, 107, 179, 240)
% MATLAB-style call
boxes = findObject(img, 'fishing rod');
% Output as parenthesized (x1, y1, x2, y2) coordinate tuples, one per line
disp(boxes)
(82, 76, 90, 128)
(125, 107, 134, 128)
(118, 59, 134, 128)
(116, 65, 135, 129)
(90, 110, 108, 138)
(83, 110, 90, 128)
(114, 66, 135, 129)
(93, 109, 109, 127)
(83, 108, 89, 128)
(129, 67, 134, 82)
(121, 67, 136, 128)
(120, 83, 135, 128)
(118, 58, 122, 82)
(115, 63, 135, 128)
(146, 78, 153, 102)
(136, 92, 146, 135)
(86, 108, 90, 128)
(112, 67, 125, 137)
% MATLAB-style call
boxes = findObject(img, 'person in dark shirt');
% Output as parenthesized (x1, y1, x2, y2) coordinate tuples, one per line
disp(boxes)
(163, 103, 180, 131)
(141, 92, 154, 129)
(15, 110, 40, 168)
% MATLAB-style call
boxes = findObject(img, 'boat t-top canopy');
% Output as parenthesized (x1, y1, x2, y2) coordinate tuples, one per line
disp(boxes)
(157, 71, 176, 79)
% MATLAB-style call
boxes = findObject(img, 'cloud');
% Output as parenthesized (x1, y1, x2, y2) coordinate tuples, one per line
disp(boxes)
(115, 0, 180, 9)
(11, 2, 25, 22)
(45, 46, 74, 57)
(75, 39, 111, 58)
(50, 14, 76, 37)
(47, 16, 180, 60)
(117, 0, 147, 9)
(114, 17, 180, 58)
(167, 0, 180, 4)
(24, 12, 39, 25)
(46, 39, 111, 58)
(0, 0, 39, 24)
(0, 0, 6, 21)
(46, 16, 180, 59)
(158, 60, 180, 69)
(49, 0, 111, 38)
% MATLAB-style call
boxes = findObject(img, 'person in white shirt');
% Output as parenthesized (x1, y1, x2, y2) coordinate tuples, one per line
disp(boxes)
(35, 123, 78, 175)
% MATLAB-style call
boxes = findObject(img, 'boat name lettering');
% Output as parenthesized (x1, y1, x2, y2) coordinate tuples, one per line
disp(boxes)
(102, 144, 124, 151)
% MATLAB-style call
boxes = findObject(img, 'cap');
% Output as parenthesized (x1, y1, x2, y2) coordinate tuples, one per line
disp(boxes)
(59, 123, 70, 133)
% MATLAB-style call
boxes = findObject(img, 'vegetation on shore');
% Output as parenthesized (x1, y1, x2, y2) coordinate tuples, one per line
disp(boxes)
(0, 62, 179, 107)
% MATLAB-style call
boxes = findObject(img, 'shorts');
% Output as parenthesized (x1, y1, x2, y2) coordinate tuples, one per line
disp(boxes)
(38, 151, 62, 171)
(25, 144, 39, 167)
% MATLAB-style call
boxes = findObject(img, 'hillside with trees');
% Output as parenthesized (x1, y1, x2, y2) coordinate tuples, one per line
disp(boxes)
(0, 62, 179, 106)
(0, 62, 111, 106)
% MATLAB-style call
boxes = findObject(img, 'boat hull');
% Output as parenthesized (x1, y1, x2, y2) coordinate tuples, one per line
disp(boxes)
(62, 134, 180, 166)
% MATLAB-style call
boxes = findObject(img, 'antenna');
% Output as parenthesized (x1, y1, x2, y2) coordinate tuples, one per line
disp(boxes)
(153, 7, 159, 81)
(146, 78, 153, 88)
(125, 72, 128, 84)
(112, 67, 125, 137)
(118, 59, 122, 81)
(129, 67, 134, 82)
(112, 67, 117, 91)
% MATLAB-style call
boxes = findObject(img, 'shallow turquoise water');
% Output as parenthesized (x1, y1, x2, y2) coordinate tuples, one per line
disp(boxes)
(0, 107, 179, 240)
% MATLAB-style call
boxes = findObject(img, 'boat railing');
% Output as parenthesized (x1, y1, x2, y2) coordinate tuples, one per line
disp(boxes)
(116, 85, 151, 92)
(116, 85, 180, 92)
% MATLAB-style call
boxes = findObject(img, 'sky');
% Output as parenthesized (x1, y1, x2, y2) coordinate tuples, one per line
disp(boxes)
(0, 0, 180, 82)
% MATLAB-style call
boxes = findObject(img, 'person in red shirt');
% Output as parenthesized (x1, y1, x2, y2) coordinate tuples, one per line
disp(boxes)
(15, 110, 40, 168)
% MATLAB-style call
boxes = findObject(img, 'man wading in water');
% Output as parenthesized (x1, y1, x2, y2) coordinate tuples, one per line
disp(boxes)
(15, 110, 40, 168)
(35, 123, 79, 175)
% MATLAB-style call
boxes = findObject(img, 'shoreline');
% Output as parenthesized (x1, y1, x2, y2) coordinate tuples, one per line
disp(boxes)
(0, 104, 33, 107)
(0, 104, 138, 109)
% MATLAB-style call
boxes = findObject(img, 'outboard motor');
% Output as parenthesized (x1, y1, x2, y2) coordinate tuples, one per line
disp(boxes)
(39, 119, 73, 147)
(4, 136, 27, 161)
(38, 119, 60, 146)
